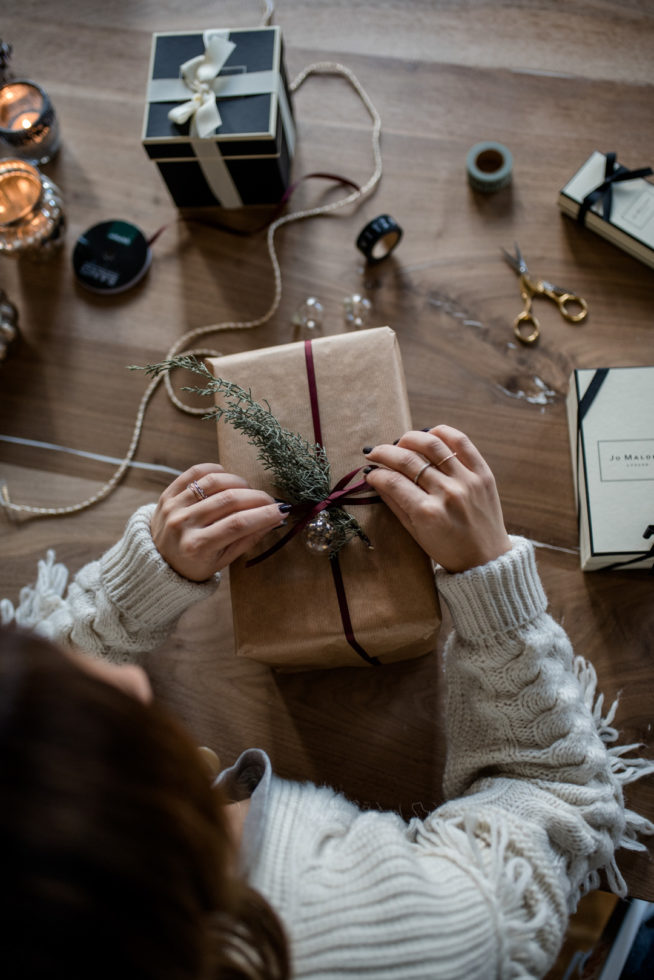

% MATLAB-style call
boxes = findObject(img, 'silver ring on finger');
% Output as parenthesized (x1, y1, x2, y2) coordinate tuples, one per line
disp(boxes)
(413, 461, 433, 486)
(187, 480, 208, 502)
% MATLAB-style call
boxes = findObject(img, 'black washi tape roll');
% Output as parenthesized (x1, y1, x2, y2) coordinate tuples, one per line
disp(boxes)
(466, 141, 513, 193)
(356, 214, 403, 263)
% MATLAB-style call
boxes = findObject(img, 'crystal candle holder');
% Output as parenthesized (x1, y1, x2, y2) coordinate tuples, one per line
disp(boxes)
(0, 79, 61, 165)
(0, 287, 20, 362)
(0, 158, 65, 258)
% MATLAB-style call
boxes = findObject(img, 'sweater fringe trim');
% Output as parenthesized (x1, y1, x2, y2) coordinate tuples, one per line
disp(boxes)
(1, 550, 69, 630)
(574, 653, 654, 899)
(426, 656, 654, 974)
(421, 814, 557, 978)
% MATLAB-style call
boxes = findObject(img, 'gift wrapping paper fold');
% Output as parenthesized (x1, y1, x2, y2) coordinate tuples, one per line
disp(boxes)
(208, 327, 441, 670)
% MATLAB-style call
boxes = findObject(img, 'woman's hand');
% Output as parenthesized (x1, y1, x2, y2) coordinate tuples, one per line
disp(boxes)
(150, 463, 287, 582)
(363, 425, 511, 574)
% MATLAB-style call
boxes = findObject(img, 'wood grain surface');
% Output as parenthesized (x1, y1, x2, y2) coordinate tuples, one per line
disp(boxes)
(1, 0, 653, 906)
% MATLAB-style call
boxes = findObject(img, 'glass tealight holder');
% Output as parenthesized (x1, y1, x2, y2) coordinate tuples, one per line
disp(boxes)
(0, 79, 61, 165)
(0, 158, 65, 258)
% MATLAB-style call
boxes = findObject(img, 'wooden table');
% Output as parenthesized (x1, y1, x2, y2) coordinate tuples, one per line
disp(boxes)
(1, 0, 653, 902)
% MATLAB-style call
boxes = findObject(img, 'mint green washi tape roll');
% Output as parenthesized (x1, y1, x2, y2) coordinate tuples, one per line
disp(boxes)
(466, 141, 513, 192)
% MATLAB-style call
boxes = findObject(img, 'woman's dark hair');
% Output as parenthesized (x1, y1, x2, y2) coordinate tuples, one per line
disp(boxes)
(0, 626, 289, 979)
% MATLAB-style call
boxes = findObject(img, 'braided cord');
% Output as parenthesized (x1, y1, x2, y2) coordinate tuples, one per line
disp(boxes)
(1, 63, 382, 520)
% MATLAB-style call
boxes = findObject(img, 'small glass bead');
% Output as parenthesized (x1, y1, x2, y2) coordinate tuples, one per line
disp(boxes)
(292, 296, 324, 334)
(343, 293, 372, 329)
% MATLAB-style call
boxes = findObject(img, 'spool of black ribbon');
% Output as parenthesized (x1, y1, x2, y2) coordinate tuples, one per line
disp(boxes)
(356, 214, 403, 264)
(72, 220, 152, 294)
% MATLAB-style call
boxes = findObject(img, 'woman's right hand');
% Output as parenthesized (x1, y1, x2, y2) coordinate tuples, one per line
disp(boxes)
(363, 425, 512, 574)
(150, 463, 288, 582)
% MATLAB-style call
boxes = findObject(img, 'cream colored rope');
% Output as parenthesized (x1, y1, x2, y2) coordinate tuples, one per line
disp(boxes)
(0, 63, 383, 520)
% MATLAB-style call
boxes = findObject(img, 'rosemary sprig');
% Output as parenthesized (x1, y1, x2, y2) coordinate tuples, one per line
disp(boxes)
(132, 356, 368, 553)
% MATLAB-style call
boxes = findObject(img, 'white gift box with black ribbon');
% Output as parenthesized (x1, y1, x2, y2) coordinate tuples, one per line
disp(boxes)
(142, 27, 295, 209)
(558, 151, 654, 270)
(567, 367, 654, 572)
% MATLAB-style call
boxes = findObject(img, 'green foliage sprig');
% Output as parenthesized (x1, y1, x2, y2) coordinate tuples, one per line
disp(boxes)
(133, 356, 368, 553)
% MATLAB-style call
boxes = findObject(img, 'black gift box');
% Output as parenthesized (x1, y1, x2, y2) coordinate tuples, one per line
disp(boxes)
(142, 27, 295, 209)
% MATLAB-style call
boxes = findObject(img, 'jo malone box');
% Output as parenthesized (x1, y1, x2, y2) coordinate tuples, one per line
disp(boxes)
(559, 151, 654, 270)
(567, 366, 654, 571)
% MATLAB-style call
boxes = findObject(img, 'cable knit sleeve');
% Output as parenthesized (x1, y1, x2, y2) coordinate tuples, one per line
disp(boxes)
(1, 504, 220, 663)
(409, 535, 654, 973)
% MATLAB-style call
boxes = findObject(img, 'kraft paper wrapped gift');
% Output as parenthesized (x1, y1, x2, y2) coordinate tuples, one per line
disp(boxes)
(143, 26, 295, 209)
(207, 327, 441, 670)
(567, 366, 654, 571)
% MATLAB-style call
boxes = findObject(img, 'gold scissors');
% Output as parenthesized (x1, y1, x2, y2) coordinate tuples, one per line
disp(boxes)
(502, 243, 588, 344)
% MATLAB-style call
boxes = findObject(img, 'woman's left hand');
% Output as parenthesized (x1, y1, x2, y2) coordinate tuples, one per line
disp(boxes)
(150, 463, 287, 582)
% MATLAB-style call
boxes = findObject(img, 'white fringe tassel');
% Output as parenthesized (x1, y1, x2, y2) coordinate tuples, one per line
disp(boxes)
(0, 550, 69, 629)
(573, 653, 654, 898)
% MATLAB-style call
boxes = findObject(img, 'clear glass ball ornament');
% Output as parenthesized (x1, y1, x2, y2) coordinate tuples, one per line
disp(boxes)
(305, 513, 335, 554)
(343, 293, 372, 329)
(292, 296, 324, 334)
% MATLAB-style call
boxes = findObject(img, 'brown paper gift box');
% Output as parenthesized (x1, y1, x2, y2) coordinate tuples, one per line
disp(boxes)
(207, 326, 440, 670)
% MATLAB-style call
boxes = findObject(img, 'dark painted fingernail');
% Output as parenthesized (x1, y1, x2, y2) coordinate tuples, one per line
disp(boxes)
(363, 465, 378, 474)
(421, 426, 432, 432)
(362, 445, 374, 454)
(278, 503, 292, 513)
(393, 438, 400, 445)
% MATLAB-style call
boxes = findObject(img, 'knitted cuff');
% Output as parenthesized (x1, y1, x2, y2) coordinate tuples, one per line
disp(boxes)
(100, 503, 220, 629)
(435, 536, 547, 641)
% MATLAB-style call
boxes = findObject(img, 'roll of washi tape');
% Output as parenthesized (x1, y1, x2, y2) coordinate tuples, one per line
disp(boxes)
(356, 214, 403, 263)
(466, 141, 513, 193)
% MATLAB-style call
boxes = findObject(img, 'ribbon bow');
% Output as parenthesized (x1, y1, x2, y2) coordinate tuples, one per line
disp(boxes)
(167, 31, 236, 138)
(246, 468, 380, 567)
(577, 151, 653, 226)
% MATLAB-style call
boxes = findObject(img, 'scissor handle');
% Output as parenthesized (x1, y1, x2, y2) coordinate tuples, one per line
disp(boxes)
(554, 292, 588, 323)
(513, 309, 540, 345)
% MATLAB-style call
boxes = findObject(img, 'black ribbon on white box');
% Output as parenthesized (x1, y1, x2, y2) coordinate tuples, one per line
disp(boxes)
(147, 30, 296, 209)
(577, 151, 653, 227)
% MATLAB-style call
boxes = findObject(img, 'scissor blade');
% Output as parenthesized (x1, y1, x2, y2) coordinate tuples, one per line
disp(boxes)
(501, 247, 521, 273)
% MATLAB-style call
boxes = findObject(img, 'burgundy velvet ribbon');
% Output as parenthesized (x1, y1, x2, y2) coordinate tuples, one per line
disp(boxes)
(246, 339, 381, 665)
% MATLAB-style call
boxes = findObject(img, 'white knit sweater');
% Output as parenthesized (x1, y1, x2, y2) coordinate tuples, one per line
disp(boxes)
(3, 504, 654, 979)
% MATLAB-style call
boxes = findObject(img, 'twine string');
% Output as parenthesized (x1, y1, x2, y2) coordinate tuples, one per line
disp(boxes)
(0, 61, 383, 520)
